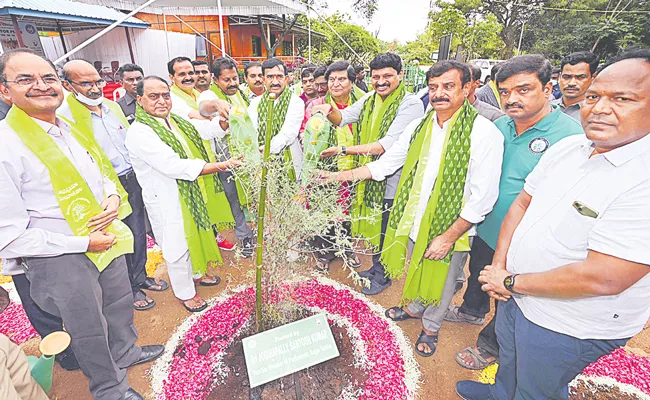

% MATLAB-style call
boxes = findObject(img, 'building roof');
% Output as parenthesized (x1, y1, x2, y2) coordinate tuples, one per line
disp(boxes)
(0, 0, 149, 31)
(229, 15, 325, 38)
(74, 0, 307, 16)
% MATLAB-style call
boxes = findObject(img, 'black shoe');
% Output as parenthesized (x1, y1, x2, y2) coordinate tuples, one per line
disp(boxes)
(242, 237, 254, 258)
(56, 348, 80, 371)
(123, 388, 144, 400)
(358, 269, 376, 280)
(128, 345, 164, 368)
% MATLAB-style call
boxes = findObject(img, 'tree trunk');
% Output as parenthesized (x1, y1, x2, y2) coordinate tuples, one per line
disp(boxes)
(257, 15, 299, 59)
(500, 25, 517, 59)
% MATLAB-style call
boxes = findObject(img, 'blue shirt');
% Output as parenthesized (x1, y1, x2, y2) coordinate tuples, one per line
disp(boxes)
(90, 103, 132, 176)
(477, 106, 584, 249)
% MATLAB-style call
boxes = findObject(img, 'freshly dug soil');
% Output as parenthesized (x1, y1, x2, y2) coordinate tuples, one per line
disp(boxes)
(570, 380, 644, 400)
(209, 325, 366, 400)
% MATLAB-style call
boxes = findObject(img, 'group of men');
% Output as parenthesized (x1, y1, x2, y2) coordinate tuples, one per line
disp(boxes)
(0, 43, 648, 400)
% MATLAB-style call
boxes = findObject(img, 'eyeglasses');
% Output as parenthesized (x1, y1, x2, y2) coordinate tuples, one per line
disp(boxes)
(123, 76, 143, 84)
(328, 77, 349, 85)
(3, 75, 60, 87)
(147, 92, 171, 101)
(314, 82, 328, 89)
(68, 79, 106, 89)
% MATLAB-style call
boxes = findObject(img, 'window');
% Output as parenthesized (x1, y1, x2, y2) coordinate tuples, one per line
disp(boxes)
(252, 36, 262, 57)
(196, 36, 207, 57)
(282, 40, 293, 56)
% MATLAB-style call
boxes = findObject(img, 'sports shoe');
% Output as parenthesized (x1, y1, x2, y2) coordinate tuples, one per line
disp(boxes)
(242, 238, 254, 258)
(456, 380, 491, 399)
(216, 233, 235, 251)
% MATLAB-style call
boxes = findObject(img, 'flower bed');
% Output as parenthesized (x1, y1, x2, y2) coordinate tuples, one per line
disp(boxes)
(149, 277, 420, 400)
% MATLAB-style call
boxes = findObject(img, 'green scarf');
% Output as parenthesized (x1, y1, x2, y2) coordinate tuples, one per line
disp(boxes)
(170, 85, 218, 165)
(325, 89, 361, 171)
(58, 94, 132, 220)
(135, 106, 225, 273)
(210, 82, 250, 107)
(5, 107, 134, 271)
(382, 101, 477, 306)
(351, 82, 407, 247)
(257, 88, 296, 181)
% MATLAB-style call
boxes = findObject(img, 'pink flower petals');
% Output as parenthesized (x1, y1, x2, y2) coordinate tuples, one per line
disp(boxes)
(581, 348, 650, 395)
(0, 302, 39, 344)
(160, 280, 414, 400)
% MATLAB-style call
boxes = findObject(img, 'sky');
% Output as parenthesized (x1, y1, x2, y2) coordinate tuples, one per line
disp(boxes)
(323, 0, 431, 44)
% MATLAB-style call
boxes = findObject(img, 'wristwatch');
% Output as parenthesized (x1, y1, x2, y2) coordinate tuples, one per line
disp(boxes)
(341, 146, 347, 156)
(503, 274, 519, 294)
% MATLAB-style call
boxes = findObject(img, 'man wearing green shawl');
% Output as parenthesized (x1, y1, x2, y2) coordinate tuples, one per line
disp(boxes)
(125, 76, 242, 313)
(0, 49, 163, 400)
(312, 52, 423, 295)
(167, 56, 238, 252)
(320, 61, 503, 357)
(197, 57, 254, 258)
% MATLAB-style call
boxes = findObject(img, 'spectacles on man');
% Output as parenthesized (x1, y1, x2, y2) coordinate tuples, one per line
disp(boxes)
(314, 82, 328, 89)
(3, 75, 60, 87)
(147, 92, 171, 101)
(68, 79, 107, 90)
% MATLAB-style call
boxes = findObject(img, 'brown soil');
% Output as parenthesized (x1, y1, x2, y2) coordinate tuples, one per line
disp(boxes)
(14, 230, 650, 400)
(209, 325, 366, 400)
(570, 380, 644, 400)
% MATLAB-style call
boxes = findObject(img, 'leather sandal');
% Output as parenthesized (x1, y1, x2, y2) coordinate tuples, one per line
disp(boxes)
(180, 295, 207, 313)
(384, 306, 420, 322)
(415, 330, 438, 357)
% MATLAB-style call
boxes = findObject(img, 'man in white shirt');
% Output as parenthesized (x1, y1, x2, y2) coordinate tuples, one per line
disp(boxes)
(126, 76, 241, 314)
(59, 60, 168, 311)
(197, 57, 254, 257)
(457, 49, 650, 400)
(312, 52, 424, 295)
(0, 49, 162, 400)
(321, 61, 503, 357)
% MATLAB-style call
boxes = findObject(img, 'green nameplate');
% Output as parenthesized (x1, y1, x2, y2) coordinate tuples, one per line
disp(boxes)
(242, 314, 340, 388)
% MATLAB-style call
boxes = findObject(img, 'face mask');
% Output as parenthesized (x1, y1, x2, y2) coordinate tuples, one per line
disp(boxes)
(75, 91, 103, 107)
(550, 79, 558, 86)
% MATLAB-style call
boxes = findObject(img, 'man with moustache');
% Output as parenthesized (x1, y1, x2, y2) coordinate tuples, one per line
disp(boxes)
(552, 51, 599, 120)
(457, 48, 650, 400)
(116, 63, 144, 123)
(448, 55, 583, 373)
(241, 61, 265, 100)
(312, 66, 329, 100)
(191, 60, 212, 93)
(168, 56, 237, 252)
(312, 52, 423, 295)
(197, 57, 254, 258)
(126, 76, 242, 313)
(0, 49, 163, 400)
(299, 67, 318, 105)
(320, 61, 503, 356)
(59, 59, 168, 311)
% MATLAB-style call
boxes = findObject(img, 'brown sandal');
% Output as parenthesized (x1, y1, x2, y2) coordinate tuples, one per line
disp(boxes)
(456, 346, 498, 370)
(180, 295, 207, 313)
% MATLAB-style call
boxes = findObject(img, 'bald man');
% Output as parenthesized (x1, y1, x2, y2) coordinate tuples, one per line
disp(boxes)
(59, 60, 168, 311)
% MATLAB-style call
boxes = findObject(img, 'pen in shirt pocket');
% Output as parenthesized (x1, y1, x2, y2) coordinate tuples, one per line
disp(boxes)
(87, 151, 95, 163)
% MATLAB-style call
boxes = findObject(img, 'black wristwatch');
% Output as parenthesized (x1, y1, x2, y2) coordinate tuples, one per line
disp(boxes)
(504, 274, 519, 294)
(341, 146, 347, 156)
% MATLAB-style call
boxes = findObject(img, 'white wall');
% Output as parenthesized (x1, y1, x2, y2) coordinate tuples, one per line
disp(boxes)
(41, 27, 196, 80)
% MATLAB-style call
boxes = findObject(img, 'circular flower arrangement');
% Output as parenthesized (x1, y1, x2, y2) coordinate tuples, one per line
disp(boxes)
(149, 276, 421, 400)
(0, 283, 39, 344)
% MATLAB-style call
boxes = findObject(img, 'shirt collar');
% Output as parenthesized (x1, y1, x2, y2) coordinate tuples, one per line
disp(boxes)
(596, 133, 650, 167)
(32, 116, 70, 136)
(506, 105, 562, 136)
(124, 92, 136, 105)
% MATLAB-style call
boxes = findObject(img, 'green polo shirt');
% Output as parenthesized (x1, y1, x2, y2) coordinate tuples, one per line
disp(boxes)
(477, 106, 584, 250)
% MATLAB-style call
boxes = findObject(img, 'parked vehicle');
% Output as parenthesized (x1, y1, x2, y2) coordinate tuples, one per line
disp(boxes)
(469, 59, 504, 83)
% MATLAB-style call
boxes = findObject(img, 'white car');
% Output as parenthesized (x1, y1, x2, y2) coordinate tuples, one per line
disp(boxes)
(469, 59, 504, 83)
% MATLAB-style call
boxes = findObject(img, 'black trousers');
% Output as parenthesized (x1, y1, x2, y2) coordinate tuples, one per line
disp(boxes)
(310, 221, 353, 263)
(369, 198, 393, 285)
(12, 273, 64, 338)
(119, 170, 148, 295)
(459, 236, 494, 319)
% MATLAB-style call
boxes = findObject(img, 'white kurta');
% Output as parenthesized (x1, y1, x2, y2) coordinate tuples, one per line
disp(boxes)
(124, 119, 206, 264)
(248, 92, 305, 177)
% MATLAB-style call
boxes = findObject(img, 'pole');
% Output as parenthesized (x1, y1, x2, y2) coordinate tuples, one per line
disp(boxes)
(10, 15, 25, 48)
(163, 12, 171, 60)
(255, 92, 276, 333)
(307, 11, 311, 62)
(56, 21, 68, 61)
(124, 27, 135, 63)
(216, 0, 226, 56)
(54, 0, 157, 64)
(517, 22, 525, 55)
(171, 15, 236, 63)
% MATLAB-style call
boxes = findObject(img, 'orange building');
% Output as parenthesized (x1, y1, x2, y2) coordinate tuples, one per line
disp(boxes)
(135, 12, 324, 68)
